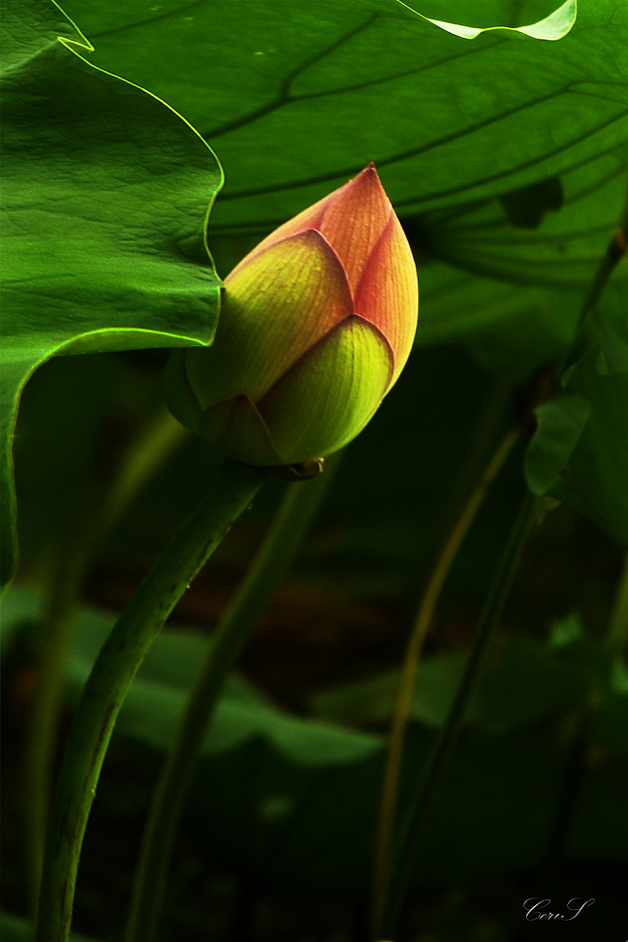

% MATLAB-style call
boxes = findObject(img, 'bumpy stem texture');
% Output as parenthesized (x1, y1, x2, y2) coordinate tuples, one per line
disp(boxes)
(35, 459, 265, 942)
(125, 455, 339, 942)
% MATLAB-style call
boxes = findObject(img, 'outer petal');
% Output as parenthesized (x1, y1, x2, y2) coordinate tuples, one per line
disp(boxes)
(163, 348, 203, 434)
(228, 166, 391, 292)
(185, 230, 353, 408)
(199, 395, 282, 466)
(258, 315, 394, 464)
(354, 213, 418, 384)
(315, 165, 393, 295)
(227, 194, 331, 276)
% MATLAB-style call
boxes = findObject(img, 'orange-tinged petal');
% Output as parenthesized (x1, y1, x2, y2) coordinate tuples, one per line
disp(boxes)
(354, 213, 418, 383)
(228, 166, 392, 294)
(227, 195, 330, 277)
(258, 315, 394, 464)
(316, 165, 393, 295)
(165, 165, 419, 468)
(185, 230, 353, 408)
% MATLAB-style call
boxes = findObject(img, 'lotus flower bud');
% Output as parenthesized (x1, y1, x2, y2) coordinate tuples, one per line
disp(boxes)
(165, 165, 418, 467)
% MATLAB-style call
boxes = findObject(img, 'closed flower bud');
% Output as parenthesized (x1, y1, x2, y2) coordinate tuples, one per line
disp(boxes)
(165, 164, 418, 467)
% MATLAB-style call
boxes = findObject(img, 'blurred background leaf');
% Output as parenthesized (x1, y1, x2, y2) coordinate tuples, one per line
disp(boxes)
(526, 314, 628, 547)
(418, 148, 627, 288)
(311, 630, 594, 732)
(3, 588, 627, 897)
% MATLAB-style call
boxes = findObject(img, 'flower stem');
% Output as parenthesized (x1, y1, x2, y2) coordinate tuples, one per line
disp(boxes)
(576, 176, 628, 329)
(125, 454, 339, 942)
(35, 459, 266, 942)
(372, 425, 521, 915)
(24, 408, 187, 913)
(374, 489, 539, 939)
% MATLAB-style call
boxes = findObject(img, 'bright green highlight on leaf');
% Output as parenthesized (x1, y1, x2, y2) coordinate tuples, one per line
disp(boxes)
(395, 0, 577, 41)
(60, 0, 622, 236)
(0, 0, 223, 585)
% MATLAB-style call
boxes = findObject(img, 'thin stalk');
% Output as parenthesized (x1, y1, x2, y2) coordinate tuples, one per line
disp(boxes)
(125, 454, 340, 942)
(24, 540, 87, 917)
(606, 552, 628, 653)
(513, 185, 628, 933)
(576, 230, 626, 330)
(535, 708, 589, 890)
(537, 544, 628, 887)
(96, 407, 188, 529)
(24, 409, 186, 911)
(577, 177, 628, 328)
(35, 459, 266, 942)
(372, 425, 521, 910)
(374, 490, 539, 939)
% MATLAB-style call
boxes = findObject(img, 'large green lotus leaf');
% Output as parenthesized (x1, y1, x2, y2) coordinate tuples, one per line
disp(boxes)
(58, 0, 626, 235)
(419, 146, 628, 288)
(526, 314, 628, 547)
(0, 0, 223, 585)
(417, 259, 586, 377)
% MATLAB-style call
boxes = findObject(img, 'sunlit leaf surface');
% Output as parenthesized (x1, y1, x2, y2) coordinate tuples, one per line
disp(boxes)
(62, 0, 626, 233)
(0, 0, 222, 583)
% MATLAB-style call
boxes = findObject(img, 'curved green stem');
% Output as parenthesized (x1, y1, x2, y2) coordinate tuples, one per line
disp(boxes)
(125, 454, 340, 942)
(24, 409, 187, 911)
(35, 459, 266, 942)
(374, 490, 539, 939)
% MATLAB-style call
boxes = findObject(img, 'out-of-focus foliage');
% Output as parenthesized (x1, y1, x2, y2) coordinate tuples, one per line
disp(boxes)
(526, 313, 628, 545)
(3, 587, 627, 895)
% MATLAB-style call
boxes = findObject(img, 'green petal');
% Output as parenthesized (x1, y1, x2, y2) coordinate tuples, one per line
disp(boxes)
(185, 231, 353, 408)
(199, 395, 282, 466)
(258, 316, 394, 464)
(163, 349, 203, 434)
